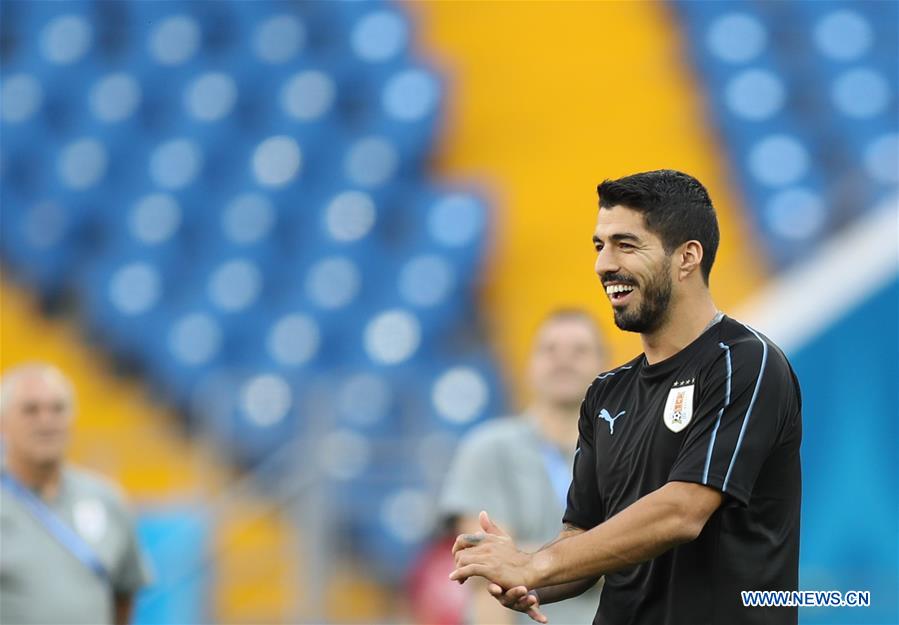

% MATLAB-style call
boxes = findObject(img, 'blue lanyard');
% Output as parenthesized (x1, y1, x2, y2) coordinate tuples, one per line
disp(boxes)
(1, 472, 109, 581)
(539, 442, 572, 509)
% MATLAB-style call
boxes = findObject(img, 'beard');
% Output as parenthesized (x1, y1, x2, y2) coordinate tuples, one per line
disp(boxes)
(610, 257, 673, 334)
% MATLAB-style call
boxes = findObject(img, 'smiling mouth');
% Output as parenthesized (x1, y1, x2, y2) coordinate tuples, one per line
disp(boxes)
(605, 283, 636, 305)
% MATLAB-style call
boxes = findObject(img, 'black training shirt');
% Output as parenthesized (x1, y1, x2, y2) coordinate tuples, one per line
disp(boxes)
(564, 315, 802, 625)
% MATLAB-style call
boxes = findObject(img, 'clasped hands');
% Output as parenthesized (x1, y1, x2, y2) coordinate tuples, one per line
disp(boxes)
(450, 510, 549, 624)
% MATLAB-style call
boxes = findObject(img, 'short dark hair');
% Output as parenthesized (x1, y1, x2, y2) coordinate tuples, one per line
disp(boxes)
(596, 169, 720, 284)
(537, 308, 605, 349)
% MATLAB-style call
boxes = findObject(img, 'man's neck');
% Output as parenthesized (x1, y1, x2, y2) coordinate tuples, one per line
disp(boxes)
(530, 402, 580, 452)
(5, 456, 63, 501)
(641, 293, 719, 365)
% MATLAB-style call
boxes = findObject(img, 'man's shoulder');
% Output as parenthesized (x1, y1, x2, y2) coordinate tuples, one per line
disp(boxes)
(718, 317, 795, 372)
(65, 466, 130, 509)
(587, 356, 643, 396)
(459, 415, 537, 452)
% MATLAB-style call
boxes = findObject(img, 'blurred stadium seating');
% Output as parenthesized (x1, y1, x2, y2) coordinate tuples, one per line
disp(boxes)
(0, 0, 503, 601)
(674, 0, 897, 266)
(1, 0, 896, 623)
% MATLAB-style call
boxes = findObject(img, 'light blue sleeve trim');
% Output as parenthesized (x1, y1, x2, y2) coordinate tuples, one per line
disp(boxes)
(722, 324, 769, 493)
(702, 342, 732, 485)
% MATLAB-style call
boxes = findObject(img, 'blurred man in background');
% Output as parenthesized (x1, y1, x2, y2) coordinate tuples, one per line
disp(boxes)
(0, 363, 151, 625)
(440, 310, 606, 624)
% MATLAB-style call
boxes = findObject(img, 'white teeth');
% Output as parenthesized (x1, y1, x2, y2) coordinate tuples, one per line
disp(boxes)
(606, 284, 635, 295)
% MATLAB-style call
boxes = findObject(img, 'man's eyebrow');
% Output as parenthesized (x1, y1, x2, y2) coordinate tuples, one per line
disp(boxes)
(593, 232, 642, 244)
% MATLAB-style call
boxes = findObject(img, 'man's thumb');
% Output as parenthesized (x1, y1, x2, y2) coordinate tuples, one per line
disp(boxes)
(479, 510, 506, 536)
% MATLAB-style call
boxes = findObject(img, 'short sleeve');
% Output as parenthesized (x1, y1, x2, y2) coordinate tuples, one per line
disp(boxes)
(668, 336, 796, 506)
(563, 389, 603, 530)
(438, 425, 514, 528)
(112, 505, 153, 594)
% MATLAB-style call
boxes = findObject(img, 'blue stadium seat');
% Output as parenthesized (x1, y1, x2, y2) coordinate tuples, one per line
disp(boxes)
(77, 244, 179, 356)
(408, 355, 505, 438)
(0, 187, 82, 296)
(197, 368, 304, 467)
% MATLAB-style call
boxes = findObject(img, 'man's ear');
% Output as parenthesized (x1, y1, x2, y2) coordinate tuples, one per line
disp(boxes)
(677, 240, 704, 281)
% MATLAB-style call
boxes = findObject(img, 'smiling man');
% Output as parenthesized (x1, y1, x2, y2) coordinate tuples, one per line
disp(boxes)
(451, 170, 802, 625)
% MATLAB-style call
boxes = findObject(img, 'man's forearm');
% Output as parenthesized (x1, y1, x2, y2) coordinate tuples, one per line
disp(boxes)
(539, 523, 584, 550)
(114, 593, 133, 625)
(534, 577, 599, 605)
(528, 482, 722, 588)
(531, 524, 597, 604)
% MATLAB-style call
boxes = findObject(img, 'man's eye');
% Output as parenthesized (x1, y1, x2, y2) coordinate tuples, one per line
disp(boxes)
(619, 243, 634, 250)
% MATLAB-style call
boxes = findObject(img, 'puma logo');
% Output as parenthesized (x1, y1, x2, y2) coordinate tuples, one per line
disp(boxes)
(598, 409, 626, 435)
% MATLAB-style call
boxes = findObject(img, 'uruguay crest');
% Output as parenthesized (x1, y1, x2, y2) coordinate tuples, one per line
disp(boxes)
(663, 380, 694, 433)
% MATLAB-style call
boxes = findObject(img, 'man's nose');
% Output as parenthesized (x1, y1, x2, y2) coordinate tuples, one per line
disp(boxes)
(37, 405, 65, 423)
(594, 247, 618, 278)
